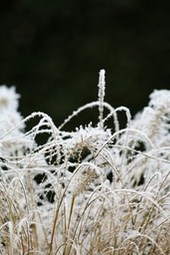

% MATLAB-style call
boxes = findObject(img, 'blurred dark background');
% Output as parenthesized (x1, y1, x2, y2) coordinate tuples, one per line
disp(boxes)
(0, 0, 170, 130)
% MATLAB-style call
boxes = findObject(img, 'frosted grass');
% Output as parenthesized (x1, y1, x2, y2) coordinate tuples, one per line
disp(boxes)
(0, 72, 170, 254)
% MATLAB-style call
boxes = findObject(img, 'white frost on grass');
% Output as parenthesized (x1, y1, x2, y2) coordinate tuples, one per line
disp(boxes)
(0, 73, 170, 254)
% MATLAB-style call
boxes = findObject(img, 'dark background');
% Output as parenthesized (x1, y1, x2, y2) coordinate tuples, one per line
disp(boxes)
(0, 0, 170, 130)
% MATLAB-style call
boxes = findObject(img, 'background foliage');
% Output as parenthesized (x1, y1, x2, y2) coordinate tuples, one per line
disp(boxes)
(0, 0, 170, 129)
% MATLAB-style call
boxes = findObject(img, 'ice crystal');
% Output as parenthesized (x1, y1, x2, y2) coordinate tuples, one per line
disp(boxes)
(0, 73, 170, 255)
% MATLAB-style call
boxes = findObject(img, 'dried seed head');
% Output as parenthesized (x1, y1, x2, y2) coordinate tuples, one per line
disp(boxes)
(98, 69, 106, 128)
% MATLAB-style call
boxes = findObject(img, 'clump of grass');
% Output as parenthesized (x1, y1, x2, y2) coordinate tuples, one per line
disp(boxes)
(0, 74, 170, 254)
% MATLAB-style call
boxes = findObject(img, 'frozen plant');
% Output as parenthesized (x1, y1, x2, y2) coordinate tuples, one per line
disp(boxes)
(0, 72, 170, 255)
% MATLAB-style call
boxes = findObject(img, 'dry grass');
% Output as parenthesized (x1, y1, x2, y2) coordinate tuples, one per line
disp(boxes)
(0, 72, 170, 254)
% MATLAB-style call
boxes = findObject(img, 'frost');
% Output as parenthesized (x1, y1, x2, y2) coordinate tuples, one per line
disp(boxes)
(0, 85, 20, 112)
(0, 74, 170, 254)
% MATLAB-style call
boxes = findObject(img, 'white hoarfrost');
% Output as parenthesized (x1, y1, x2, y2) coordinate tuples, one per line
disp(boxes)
(0, 74, 170, 255)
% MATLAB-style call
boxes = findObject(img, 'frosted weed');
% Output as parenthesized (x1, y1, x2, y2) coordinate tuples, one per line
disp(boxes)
(0, 72, 170, 254)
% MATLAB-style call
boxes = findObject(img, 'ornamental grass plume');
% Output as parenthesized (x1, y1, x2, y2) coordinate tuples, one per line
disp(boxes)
(0, 72, 170, 255)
